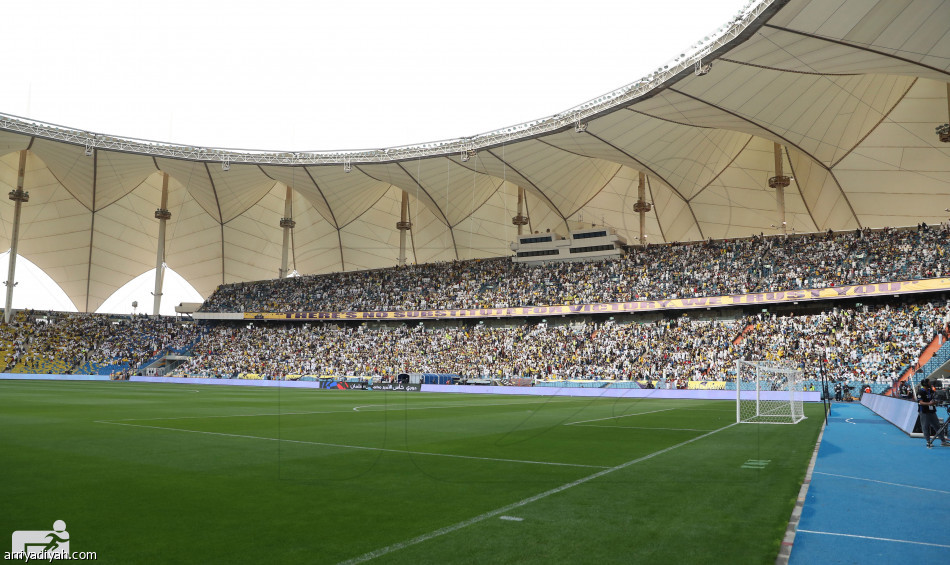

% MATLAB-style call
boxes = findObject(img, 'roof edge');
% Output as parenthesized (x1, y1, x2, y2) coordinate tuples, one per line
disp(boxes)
(0, 1, 782, 167)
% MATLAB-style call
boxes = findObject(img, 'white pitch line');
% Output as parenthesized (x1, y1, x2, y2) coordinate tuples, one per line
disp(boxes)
(337, 422, 736, 565)
(812, 472, 950, 495)
(569, 424, 713, 432)
(564, 406, 677, 425)
(108, 398, 586, 422)
(106, 409, 363, 422)
(94, 420, 608, 469)
(351, 399, 579, 412)
(794, 530, 950, 549)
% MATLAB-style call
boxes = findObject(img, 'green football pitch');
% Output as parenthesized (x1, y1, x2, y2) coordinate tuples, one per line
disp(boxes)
(1, 381, 823, 564)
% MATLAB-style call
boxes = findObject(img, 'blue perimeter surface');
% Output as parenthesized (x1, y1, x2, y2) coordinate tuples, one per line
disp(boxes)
(790, 402, 950, 565)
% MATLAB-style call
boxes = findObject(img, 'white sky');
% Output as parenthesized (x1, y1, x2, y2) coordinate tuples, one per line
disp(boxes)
(1, 0, 753, 314)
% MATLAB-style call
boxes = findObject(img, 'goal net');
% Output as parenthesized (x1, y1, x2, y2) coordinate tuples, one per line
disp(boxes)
(735, 360, 805, 424)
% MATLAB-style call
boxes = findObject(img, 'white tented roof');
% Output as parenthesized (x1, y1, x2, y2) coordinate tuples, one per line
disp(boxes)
(1, 0, 949, 312)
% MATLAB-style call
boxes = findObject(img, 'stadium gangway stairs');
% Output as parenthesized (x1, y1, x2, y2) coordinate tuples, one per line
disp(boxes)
(135, 340, 200, 373)
(906, 340, 950, 388)
(137, 351, 168, 372)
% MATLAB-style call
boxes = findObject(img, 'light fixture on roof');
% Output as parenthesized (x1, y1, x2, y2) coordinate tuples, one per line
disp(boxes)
(343, 158, 352, 173)
(221, 158, 230, 172)
(937, 123, 950, 143)
(695, 60, 713, 76)
(768, 175, 790, 189)
(84, 140, 94, 157)
(574, 119, 588, 133)
(8, 188, 29, 204)
(461, 149, 475, 162)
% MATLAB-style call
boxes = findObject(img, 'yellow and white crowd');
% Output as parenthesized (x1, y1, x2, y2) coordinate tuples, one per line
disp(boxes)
(2, 224, 948, 388)
(199, 224, 949, 313)
(176, 300, 949, 386)
(1, 312, 202, 375)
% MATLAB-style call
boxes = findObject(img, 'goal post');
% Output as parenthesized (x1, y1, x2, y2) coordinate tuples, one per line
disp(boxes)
(735, 360, 806, 424)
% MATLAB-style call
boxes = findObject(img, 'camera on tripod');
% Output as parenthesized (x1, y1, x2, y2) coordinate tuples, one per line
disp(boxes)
(933, 378, 950, 405)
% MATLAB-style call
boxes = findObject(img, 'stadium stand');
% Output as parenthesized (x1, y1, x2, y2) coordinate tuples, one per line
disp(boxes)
(173, 298, 949, 393)
(198, 225, 950, 314)
(1, 312, 202, 376)
(2, 226, 948, 394)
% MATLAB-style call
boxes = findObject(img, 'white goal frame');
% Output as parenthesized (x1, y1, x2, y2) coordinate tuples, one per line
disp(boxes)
(735, 360, 806, 424)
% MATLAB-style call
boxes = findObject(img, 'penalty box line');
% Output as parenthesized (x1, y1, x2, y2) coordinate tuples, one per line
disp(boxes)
(570, 423, 715, 432)
(337, 422, 737, 565)
(564, 406, 678, 425)
(94, 420, 608, 470)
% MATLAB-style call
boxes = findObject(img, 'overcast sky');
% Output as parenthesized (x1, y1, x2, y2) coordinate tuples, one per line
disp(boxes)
(2, 0, 753, 314)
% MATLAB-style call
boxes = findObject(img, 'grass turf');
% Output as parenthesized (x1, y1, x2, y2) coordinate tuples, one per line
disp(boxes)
(0, 381, 823, 564)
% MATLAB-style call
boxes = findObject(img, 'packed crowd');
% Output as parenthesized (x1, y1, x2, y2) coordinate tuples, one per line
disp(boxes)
(82, 316, 203, 371)
(0, 311, 202, 375)
(1, 312, 106, 372)
(736, 301, 949, 385)
(4, 221, 949, 385)
(199, 224, 950, 313)
(3, 299, 947, 388)
(178, 317, 747, 381)
(177, 299, 950, 385)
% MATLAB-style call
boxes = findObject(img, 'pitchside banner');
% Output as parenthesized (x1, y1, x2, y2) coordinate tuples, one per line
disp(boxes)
(370, 383, 421, 391)
(242, 278, 950, 321)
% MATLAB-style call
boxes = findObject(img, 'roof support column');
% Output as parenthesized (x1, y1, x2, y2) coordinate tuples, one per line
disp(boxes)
(4, 151, 29, 324)
(633, 172, 652, 246)
(152, 173, 172, 316)
(396, 190, 411, 267)
(939, 83, 950, 143)
(279, 185, 296, 278)
(769, 143, 790, 236)
(512, 186, 529, 236)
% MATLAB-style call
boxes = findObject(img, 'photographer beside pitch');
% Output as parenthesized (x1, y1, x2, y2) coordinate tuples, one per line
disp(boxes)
(917, 379, 950, 448)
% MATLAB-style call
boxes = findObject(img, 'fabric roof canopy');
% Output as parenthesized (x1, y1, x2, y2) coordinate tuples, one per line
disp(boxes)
(1, 0, 949, 313)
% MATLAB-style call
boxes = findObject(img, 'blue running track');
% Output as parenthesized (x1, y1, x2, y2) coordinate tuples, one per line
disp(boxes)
(789, 402, 950, 564)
